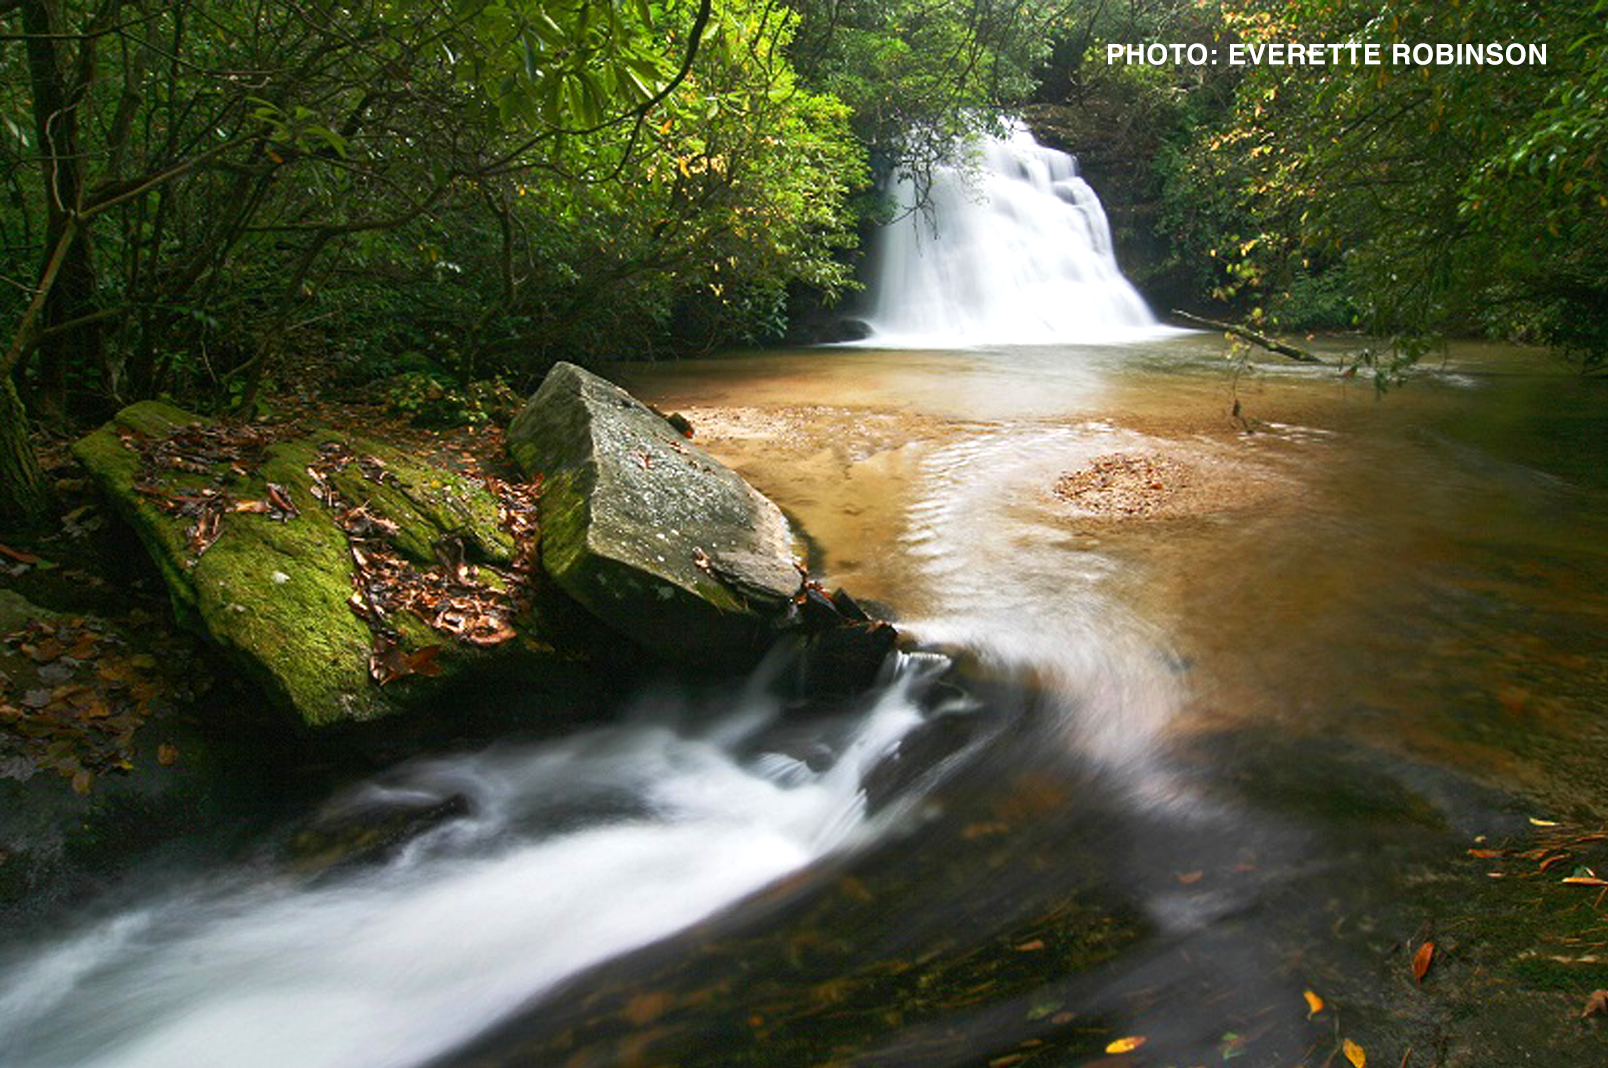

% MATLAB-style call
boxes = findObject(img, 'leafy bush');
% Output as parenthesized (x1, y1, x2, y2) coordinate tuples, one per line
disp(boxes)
(383, 374, 523, 428)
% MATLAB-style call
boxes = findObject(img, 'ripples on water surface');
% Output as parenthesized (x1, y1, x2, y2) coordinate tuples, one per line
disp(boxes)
(4, 335, 1607, 1066)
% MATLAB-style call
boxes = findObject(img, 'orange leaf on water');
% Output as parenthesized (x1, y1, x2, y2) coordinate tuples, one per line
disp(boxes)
(1343, 1038, 1366, 1067)
(1105, 1036, 1146, 1054)
(1304, 990, 1325, 1017)
(1412, 941, 1435, 983)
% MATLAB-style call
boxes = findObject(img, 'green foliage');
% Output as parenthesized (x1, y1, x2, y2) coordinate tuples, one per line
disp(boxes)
(384, 373, 523, 428)
(0, 0, 879, 433)
(784, 0, 1054, 186)
(1180, 0, 1608, 366)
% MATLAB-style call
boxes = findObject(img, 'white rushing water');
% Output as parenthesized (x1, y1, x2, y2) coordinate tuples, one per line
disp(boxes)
(861, 124, 1164, 347)
(0, 661, 943, 1068)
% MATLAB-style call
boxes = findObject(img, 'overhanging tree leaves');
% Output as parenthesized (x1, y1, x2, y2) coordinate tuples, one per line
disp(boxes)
(0, 0, 879, 529)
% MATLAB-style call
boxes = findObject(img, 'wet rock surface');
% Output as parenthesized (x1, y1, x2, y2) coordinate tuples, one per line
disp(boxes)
(286, 788, 472, 876)
(508, 362, 806, 669)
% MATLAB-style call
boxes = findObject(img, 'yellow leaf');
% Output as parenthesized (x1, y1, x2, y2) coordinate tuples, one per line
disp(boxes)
(1530, 817, 1559, 827)
(1344, 1038, 1366, 1067)
(1105, 1036, 1146, 1054)
(1304, 990, 1325, 1017)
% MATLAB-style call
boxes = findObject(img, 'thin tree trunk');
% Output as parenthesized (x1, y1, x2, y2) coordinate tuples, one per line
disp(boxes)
(20, 0, 106, 423)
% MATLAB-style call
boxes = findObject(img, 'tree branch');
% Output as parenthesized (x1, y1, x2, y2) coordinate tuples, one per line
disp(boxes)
(1172, 309, 1325, 364)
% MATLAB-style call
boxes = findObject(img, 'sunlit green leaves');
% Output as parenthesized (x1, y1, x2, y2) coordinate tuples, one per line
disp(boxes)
(1185, 0, 1608, 366)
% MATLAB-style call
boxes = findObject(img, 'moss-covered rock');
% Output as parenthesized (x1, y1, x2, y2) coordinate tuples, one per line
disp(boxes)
(508, 362, 804, 669)
(71, 402, 573, 728)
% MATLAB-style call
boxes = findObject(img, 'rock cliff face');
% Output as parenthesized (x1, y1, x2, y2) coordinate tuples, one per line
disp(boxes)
(507, 362, 804, 669)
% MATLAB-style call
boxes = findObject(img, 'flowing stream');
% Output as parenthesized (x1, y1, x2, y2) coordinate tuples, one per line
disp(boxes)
(4, 134, 1608, 1067)
(1, 659, 967, 1068)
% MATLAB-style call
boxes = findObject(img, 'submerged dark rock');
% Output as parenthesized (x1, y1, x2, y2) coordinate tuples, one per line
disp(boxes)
(797, 618, 899, 697)
(286, 789, 472, 875)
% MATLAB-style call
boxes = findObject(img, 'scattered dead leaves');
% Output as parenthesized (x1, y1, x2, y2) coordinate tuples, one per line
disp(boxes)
(1, 615, 202, 792)
(122, 422, 299, 563)
(121, 418, 543, 689)
(309, 440, 542, 685)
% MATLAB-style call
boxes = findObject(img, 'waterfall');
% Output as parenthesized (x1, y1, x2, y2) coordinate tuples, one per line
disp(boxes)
(860, 124, 1162, 347)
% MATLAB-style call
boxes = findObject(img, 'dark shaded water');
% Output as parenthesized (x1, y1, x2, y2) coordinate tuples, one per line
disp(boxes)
(4, 337, 1607, 1067)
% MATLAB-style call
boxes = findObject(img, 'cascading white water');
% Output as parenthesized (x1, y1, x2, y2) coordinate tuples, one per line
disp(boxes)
(861, 125, 1162, 347)
(0, 659, 945, 1068)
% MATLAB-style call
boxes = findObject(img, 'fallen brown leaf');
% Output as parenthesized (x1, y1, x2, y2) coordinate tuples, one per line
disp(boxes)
(1582, 990, 1608, 1019)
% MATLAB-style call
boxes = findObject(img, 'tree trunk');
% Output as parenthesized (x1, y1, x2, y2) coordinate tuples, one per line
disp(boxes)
(0, 376, 52, 531)
(20, 0, 105, 423)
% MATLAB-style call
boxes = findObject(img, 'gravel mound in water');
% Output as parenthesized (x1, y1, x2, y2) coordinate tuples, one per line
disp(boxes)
(1052, 450, 1280, 520)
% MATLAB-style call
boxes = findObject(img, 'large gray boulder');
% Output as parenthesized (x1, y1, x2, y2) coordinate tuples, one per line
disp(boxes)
(508, 362, 803, 668)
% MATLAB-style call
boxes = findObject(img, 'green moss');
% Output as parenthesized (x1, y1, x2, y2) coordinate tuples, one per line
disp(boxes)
(189, 439, 381, 726)
(71, 420, 202, 625)
(322, 437, 514, 566)
(71, 404, 571, 729)
(114, 401, 204, 439)
(534, 467, 590, 580)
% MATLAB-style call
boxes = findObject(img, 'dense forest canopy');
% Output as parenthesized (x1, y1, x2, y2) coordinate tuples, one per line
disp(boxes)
(3, 0, 1605, 526)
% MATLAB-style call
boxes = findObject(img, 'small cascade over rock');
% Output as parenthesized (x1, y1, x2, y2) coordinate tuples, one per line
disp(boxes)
(861, 124, 1160, 347)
